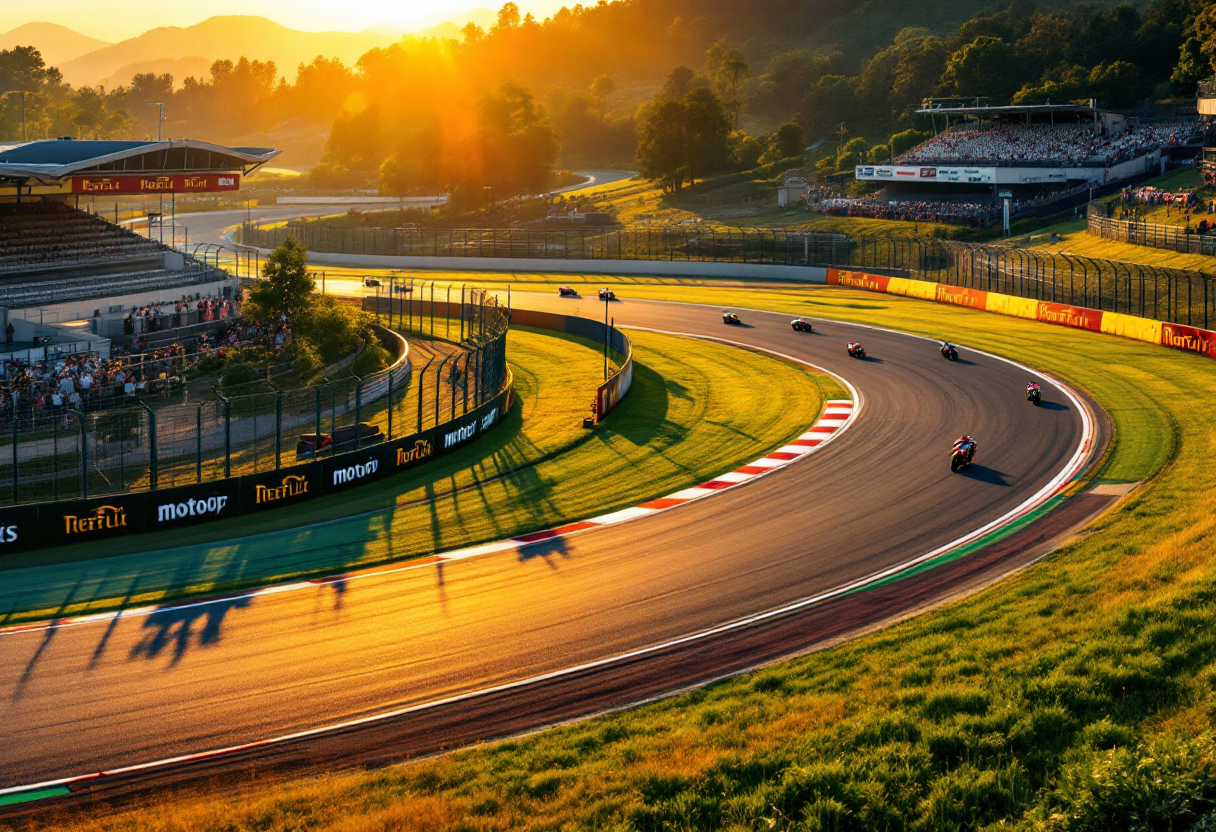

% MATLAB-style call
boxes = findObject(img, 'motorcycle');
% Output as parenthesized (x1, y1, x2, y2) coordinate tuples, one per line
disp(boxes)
(941, 343, 959, 361)
(791, 318, 813, 332)
(723, 311, 742, 325)
(847, 342, 866, 359)
(1027, 383, 1042, 406)
(950, 441, 976, 472)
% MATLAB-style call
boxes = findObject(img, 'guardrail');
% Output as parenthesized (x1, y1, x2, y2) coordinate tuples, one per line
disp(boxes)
(504, 307, 633, 423)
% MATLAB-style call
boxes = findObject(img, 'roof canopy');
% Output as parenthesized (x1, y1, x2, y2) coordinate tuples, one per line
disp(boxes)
(915, 101, 1107, 118)
(0, 139, 280, 185)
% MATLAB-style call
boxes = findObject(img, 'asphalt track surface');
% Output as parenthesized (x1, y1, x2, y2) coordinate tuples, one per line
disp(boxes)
(0, 294, 1095, 807)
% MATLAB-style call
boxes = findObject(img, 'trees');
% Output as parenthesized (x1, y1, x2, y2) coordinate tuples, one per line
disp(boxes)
(473, 82, 561, 195)
(636, 99, 688, 192)
(636, 86, 731, 192)
(773, 122, 805, 161)
(940, 36, 1024, 100)
(248, 238, 315, 324)
(589, 75, 617, 111)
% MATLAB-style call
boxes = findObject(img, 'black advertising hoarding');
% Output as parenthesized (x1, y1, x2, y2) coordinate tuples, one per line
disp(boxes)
(239, 462, 322, 514)
(146, 479, 242, 531)
(40, 492, 152, 548)
(0, 386, 514, 555)
(0, 504, 44, 554)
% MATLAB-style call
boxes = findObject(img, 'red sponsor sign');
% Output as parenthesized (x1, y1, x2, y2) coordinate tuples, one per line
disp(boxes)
(919, 167, 937, 178)
(1160, 323, 1216, 358)
(935, 284, 988, 310)
(1036, 302, 1103, 332)
(71, 173, 240, 195)
(827, 270, 890, 293)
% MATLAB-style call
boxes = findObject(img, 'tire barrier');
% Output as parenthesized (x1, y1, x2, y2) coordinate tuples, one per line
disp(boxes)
(0, 385, 513, 555)
(827, 269, 1216, 360)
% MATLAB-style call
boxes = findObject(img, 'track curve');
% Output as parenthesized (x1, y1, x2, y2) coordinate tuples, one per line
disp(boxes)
(0, 296, 1094, 802)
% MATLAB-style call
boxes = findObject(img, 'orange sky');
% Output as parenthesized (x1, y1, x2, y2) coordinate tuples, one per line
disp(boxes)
(0, 0, 566, 41)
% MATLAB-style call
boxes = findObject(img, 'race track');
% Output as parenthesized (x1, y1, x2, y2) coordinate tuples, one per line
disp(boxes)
(0, 295, 1099, 804)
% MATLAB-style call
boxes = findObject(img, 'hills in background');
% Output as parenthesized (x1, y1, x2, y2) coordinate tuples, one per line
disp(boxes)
(0, 9, 500, 89)
(0, 22, 110, 67)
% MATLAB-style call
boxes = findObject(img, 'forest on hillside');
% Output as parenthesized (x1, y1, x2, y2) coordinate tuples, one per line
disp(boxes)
(1, 0, 1214, 197)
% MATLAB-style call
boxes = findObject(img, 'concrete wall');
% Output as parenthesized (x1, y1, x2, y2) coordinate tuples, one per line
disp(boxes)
(293, 250, 830, 283)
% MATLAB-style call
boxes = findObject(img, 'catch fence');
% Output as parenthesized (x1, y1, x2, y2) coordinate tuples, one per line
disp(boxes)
(1088, 205, 1216, 257)
(0, 285, 509, 507)
(244, 221, 1216, 330)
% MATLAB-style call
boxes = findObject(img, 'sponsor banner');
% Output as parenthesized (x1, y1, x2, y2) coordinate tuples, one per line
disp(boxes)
(0, 505, 43, 554)
(42, 493, 150, 547)
(1036, 302, 1103, 332)
(240, 464, 320, 514)
(856, 166, 996, 184)
(985, 293, 1040, 320)
(150, 480, 241, 528)
(935, 284, 988, 311)
(1101, 312, 1163, 346)
(71, 173, 240, 195)
(391, 434, 436, 472)
(826, 270, 891, 293)
(1160, 323, 1216, 358)
(323, 451, 386, 493)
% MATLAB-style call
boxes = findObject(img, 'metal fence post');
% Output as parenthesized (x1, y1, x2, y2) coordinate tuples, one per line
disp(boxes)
(10, 412, 17, 505)
(52, 416, 59, 501)
(139, 400, 158, 490)
(77, 409, 88, 499)
(212, 386, 231, 478)
(354, 378, 363, 445)
(315, 385, 322, 455)
(387, 369, 394, 440)
(275, 392, 283, 469)
(460, 285, 466, 341)
(196, 404, 203, 483)
(417, 357, 432, 433)
(435, 356, 447, 426)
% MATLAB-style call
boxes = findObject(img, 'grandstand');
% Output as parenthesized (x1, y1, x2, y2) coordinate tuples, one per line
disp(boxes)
(0, 139, 278, 360)
(852, 102, 1205, 227)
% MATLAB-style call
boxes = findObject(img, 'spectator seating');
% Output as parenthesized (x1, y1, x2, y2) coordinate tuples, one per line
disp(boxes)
(0, 267, 219, 308)
(0, 202, 166, 275)
(899, 120, 1203, 167)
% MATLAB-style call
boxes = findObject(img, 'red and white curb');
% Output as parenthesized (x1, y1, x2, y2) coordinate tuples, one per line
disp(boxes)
(0, 400, 857, 641)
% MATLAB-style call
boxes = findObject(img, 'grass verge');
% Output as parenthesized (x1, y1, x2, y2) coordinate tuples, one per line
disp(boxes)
(37, 285, 1216, 832)
(0, 326, 824, 626)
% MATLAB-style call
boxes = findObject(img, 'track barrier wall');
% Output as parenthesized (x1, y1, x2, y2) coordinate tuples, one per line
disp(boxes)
(827, 269, 1216, 360)
(367, 299, 635, 423)
(0, 385, 513, 554)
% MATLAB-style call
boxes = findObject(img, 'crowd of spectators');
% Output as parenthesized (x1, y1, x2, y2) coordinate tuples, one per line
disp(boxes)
(122, 296, 236, 336)
(822, 198, 1000, 227)
(900, 120, 1203, 167)
(0, 313, 291, 420)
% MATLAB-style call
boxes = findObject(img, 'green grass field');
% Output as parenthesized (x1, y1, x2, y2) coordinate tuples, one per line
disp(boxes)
(41, 284, 1216, 832)
(0, 327, 825, 626)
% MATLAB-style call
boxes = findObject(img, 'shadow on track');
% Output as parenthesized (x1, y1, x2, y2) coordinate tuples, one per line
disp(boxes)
(960, 465, 1013, 487)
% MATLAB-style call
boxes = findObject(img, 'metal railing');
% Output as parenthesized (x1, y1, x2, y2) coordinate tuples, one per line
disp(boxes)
(1088, 204, 1216, 257)
(241, 221, 854, 267)
(242, 222, 1215, 331)
(0, 284, 510, 507)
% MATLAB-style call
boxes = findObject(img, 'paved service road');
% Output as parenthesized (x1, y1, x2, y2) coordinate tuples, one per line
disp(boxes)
(0, 295, 1089, 793)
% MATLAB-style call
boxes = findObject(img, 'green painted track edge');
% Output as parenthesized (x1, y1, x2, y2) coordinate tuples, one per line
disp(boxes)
(0, 786, 71, 806)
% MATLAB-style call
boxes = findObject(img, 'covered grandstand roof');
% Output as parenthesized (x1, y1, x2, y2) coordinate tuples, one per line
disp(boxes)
(0, 139, 280, 184)
(915, 102, 1106, 117)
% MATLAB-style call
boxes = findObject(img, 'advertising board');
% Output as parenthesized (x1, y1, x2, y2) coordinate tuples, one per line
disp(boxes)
(0, 388, 513, 555)
(71, 173, 241, 195)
